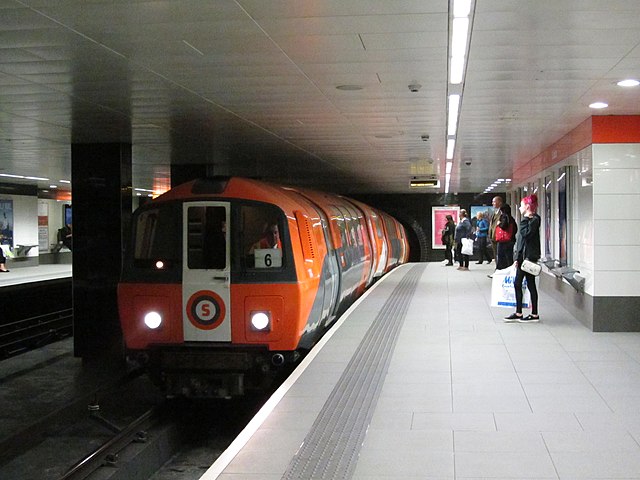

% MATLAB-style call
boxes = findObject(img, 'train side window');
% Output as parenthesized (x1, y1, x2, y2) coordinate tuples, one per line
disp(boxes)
(240, 205, 285, 269)
(329, 206, 348, 249)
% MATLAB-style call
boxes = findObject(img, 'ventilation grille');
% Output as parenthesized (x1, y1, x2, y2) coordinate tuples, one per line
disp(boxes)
(295, 211, 316, 259)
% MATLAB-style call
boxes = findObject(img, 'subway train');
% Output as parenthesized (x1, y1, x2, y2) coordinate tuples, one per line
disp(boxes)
(118, 177, 409, 398)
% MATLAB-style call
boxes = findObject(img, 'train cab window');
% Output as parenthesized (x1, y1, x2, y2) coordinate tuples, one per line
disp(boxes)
(187, 206, 227, 270)
(133, 203, 181, 267)
(240, 205, 285, 270)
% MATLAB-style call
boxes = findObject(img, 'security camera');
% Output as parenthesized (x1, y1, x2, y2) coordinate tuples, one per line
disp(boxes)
(408, 83, 422, 92)
(464, 159, 472, 166)
(421, 134, 429, 141)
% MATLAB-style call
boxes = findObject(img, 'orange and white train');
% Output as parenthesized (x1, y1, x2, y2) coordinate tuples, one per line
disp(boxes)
(118, 177, 409, 398)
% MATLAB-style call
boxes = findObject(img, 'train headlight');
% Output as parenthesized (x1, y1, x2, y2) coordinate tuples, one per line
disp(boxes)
(144, 311, 162, 329)
(250, 311, 271, 331)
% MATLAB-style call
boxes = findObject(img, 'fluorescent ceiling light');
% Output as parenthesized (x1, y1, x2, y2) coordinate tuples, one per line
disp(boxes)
(617, 79, 639, 87)
(446, 161, 453, 174)
(450, 55, 465, 84)
(448, 94, 460, 136)
(445, 173, 451, 194)
(59, 180, 70, 183)
(446, 139, 455, 159)
(454, 0, 472, 17)
(589, 102, 608, 109)
(451, 17, 469, 58)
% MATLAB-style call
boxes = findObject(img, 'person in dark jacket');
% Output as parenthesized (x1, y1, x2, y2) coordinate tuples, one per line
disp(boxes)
(495, 204, 517, 270)
(454, 209, 472, 270)
(441, 214, 456, 266)
(505, 194, 541, 323)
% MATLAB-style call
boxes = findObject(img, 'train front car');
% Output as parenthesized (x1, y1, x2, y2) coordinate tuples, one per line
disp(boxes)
(118, 177, 331, 398)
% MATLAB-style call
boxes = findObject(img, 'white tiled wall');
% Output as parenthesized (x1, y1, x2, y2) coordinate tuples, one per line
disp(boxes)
(571, 147, 594, 296)
(593, 143, 640, 296)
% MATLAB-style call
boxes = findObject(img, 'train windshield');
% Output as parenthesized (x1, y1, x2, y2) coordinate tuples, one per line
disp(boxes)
(133, 203, 182, 266)
(239, 204, 286, 270)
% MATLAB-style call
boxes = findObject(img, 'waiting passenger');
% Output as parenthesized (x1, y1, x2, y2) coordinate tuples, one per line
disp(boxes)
(0, 246, 8, 272)
(454, 209, 472, 270)
(474, 211, 491, 264)
(505, 194, 541, 323)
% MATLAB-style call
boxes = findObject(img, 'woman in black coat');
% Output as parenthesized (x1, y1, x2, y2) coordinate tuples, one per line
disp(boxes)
(505, 194, 541, 323)
(495, 204, 517, 270)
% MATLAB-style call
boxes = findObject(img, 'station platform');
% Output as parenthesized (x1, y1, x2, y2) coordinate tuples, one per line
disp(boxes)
(0, 264, 71, 288)
(202, 262, 640, 480)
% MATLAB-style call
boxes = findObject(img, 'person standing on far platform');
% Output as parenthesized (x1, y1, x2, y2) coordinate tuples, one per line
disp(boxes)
(0, 248, 8, 272)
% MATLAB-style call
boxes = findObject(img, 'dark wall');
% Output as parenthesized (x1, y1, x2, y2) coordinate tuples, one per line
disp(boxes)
(352, 192, 500, 262)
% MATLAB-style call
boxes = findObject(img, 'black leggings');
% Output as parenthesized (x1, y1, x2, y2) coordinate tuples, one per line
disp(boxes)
(514, 264, 538, 315)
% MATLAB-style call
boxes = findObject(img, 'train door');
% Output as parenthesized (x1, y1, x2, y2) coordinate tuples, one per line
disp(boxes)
(182, 202, 230, 342)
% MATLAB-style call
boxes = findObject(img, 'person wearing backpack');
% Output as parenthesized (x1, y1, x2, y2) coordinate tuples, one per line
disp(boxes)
(495, 204, 517, 270)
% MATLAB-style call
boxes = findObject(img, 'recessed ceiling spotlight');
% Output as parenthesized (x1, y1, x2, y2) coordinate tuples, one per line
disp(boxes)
(617, 79, 640, 87)
(336, 85, 364, 91)
(589, 102, 608, 109)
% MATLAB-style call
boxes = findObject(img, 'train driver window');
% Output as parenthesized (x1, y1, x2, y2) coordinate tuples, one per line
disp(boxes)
(241, 205, 284, 269)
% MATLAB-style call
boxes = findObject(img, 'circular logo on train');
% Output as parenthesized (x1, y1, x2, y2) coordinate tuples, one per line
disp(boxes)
(186, 290, 226, 330)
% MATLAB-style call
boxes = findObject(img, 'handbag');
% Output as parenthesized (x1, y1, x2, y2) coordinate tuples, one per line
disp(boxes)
(495, 223, 513, 243)
(521, 259, 541, 276)
(461, 237, 474, 256)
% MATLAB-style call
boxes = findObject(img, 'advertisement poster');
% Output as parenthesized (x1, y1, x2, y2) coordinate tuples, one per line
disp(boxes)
(432, 206, 460, 249)
(544, 175, 552, 258)
(470, 205, 495, 230)
(557, 167, 568, 266)
(0, 199, 13, 247)
(38, 202, 49, 251)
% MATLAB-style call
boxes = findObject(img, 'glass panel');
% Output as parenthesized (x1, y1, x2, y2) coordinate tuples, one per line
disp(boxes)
(240, 204, 285, 269)
(187, 206, 226, 270)
(134, 204, 181, 264)
(544, 174, 553, 259)
(557, 166, 568, 266)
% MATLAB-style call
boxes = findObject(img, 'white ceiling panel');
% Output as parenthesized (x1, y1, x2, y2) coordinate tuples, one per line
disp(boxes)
(0, 0, 639, 194)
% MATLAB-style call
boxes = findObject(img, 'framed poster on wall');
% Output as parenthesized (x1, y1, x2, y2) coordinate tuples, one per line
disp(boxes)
(544, 174, 553, 259)
(558, 166, 568, 266)
(432, 206, 460, 249)
(0, 199, 13, 247)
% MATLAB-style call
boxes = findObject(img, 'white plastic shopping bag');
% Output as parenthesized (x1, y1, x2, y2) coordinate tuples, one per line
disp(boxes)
(461, 237, 474, 256)
(491, 265, 530, 308)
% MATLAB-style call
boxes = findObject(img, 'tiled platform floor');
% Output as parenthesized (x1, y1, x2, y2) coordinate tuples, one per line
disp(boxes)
(203, 262, 640, 480)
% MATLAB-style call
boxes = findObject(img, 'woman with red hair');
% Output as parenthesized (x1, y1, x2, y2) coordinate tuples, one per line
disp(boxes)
(505, 194, 541, 322)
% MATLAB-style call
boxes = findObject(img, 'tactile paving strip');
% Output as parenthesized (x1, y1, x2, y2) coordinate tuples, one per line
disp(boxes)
(282, 263, 426, 479)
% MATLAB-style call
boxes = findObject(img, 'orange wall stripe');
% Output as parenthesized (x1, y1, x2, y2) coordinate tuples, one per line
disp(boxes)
(513, 115, 640, 183)
(513, 117, 593, 183)
(592, 115, 640, 143)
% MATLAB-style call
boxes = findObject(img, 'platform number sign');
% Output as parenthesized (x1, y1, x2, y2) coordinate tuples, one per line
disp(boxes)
(186, 290, 226, 330)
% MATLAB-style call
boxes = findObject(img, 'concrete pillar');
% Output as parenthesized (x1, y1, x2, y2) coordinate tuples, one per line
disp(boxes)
(71, 143, 132, 359)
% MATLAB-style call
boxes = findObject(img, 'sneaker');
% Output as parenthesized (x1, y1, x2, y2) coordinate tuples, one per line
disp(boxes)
(518, 315, 540, 323)
(504, 313, 522, 322)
